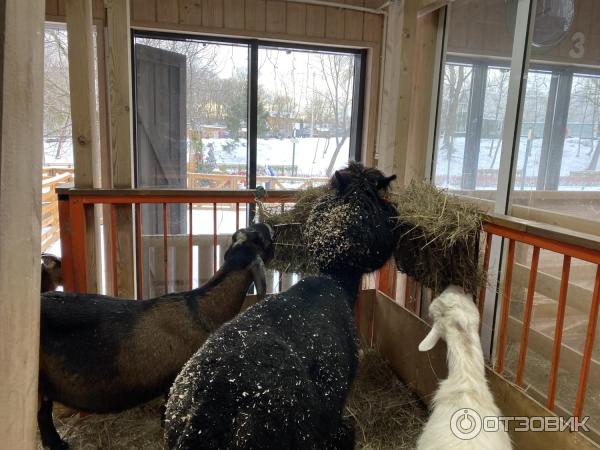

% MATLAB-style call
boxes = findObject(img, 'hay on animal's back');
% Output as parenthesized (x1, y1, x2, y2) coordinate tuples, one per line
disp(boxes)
(391, 181, 484, 295)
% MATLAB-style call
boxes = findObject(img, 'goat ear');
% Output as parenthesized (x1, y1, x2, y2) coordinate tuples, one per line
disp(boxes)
(419, 325, 441, 352)
(377, 174, 396, 190)
(333, 170, 347, 192)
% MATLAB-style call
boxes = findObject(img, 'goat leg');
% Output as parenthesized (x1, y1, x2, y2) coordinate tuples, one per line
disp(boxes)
(38, 397, 69, 450)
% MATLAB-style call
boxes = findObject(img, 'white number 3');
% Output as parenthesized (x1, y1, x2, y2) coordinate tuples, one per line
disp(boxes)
(569, 32, 585, 59)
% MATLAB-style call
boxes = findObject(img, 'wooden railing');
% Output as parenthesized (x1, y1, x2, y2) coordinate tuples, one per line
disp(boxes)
(41, 172, 73, 251)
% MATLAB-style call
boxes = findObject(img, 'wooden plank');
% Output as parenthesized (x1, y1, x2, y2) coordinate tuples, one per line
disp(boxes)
(245, 0, 266, 31)
(93, 0, 105, 19)
(65, 0, 99, 292)
(202, 0, 224, 27)
(157, 0, 179, 23)
(344, 0, 364, 41)
(325, 6, 344, 40)
(405, 12, 438, 181)
(286, 3, 307, 36)
(131, 0, 156, 22)
(305, 5, 325, 37)
(376, 0, 418, 185)
(58, 0, 66, 16)
(0, 0, 44, 447)
(46, 0, 59, 17)
(179, 0, 202, 25)
(105, 0, 135, 297)
(488, 370, 600, 450)
(223, 0, 244, 29)
(362, 44, 380, 165)
(266, 0, 286, 34)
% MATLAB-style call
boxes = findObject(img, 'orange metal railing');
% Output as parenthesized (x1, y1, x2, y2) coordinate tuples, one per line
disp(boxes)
(57, 188, 297, 298)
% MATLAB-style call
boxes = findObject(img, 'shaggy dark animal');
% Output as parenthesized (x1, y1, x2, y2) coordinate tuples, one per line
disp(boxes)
(41, 253, 63, 292)
(164, 162, 398, 450)
(38, 224, 274, 450)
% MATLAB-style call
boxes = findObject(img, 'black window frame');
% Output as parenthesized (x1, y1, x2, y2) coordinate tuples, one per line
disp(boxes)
(131, 30, 367, 190)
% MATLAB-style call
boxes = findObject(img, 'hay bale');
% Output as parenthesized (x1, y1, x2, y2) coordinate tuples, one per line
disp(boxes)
(258, 186, 330, 274)
(391, 181, 483, 295)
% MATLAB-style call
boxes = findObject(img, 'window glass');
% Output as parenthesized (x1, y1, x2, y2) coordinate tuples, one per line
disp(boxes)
(257, 46, 357, 189)
(432, 0, 518, 200)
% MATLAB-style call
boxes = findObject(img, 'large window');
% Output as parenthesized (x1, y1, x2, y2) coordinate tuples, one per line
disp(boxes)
(131, 33, 365, 296)
(431, 0, 600, 434)
(132, 33, 364, 193)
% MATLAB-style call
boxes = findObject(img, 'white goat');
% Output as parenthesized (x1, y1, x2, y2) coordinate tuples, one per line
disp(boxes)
(417, 285, 512, 450)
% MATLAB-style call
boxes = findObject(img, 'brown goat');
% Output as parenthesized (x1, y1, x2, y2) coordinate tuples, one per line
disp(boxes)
(41, 253, 63, 292)
(38, 223, 274, 450)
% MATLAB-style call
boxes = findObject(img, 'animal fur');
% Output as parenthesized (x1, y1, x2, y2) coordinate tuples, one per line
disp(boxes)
(38, 224, 274, 450)
(417, 285, 512, 450)
(41, 253, 63, 292)
(164, 162, 398, 449)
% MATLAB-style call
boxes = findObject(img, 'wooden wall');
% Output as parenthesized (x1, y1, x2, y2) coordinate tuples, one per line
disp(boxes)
(0, 0, 45, 448)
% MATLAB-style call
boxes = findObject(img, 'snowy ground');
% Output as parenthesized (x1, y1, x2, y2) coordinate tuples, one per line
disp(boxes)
(45, 136, 350, 178)
(433, 137, 600, 190)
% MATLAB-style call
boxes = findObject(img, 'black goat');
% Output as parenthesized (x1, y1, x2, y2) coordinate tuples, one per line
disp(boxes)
(164, 162, 398, 449)
(38, 223, 274, 450)
(41, 253, 62, 292)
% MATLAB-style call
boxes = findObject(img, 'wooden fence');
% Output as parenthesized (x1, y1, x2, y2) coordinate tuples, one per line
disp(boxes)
(41, 170, 73, 252)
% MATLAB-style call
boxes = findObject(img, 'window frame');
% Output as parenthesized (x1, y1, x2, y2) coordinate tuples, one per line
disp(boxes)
(130, 30, 367, 190)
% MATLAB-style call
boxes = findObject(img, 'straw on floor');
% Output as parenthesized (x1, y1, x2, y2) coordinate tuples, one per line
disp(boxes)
(38, 349, 427, 450)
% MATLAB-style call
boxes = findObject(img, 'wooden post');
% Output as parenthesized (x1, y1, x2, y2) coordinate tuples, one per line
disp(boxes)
(0, 0, 45, 447)
(106, 0, 135, 297)
(376, 0, 416, 183)
(65, 0, 99, 292)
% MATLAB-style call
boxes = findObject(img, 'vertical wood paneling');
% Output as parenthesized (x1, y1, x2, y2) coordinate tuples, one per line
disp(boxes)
(286, 3, 306, 36)
(306, 5, 325, 37)
(224, 0, 244, 29)
(46, 0, 59, 16)
(65, 0, 99, 292)
(179, 0, 202, 25)
(93, 0, 105, 19)
(106, 0, 135, 297)
(266, 0, 286, 34)
(202, 0, 224, 27)
(325, 6, 344, 39)
(131, 0, 156, 22)
(0, 0, 44, 446)
(157, 0, 179, 23)
(363, 12, 383, 42)
(58, 0, 66, 16)
(344, 0, 364, 41)
(245, 0, 266, 31)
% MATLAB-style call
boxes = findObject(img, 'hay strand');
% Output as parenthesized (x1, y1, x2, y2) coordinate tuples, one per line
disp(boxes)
(37, 350, 427, 450)
(391, 181, 484, 294)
